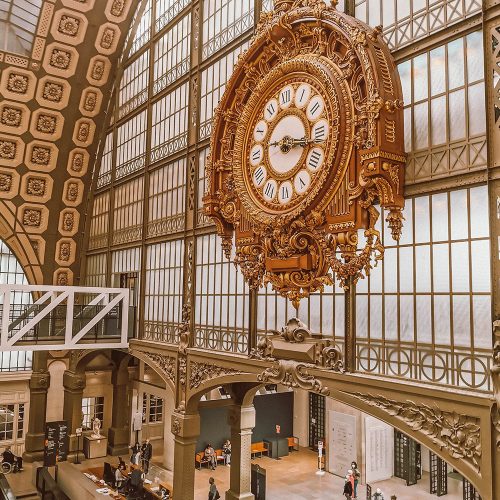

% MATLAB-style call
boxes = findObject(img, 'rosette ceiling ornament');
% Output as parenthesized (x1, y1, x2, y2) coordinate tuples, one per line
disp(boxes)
(204, 0, 406, 308)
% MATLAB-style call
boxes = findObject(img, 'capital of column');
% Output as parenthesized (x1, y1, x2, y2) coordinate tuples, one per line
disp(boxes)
(29, 370, 50, 391)
(63, 370, 86, 392)
(228, 405, 256, 431)
(171, 412, 200, 440)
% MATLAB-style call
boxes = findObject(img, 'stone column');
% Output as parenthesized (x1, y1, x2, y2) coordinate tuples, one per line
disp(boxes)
(63, 370, 86, 462)
(23, 352, 50, 462)
(172, 412, 200, 500)
(226, 405, 256, 500)
(108, 368, 130, 456)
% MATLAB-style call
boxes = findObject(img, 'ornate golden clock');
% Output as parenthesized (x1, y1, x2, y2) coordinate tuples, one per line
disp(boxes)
(204, 0, 406, 307)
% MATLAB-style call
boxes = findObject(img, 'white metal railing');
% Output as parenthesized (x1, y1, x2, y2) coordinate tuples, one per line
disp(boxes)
(0, 285, 130, 351)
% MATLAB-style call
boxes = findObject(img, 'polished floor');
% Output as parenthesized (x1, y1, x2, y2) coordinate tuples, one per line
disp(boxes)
(193, 448, 463, 500)
(8, 448, 463, 499)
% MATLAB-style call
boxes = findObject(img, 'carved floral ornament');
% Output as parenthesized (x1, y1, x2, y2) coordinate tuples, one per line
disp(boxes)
(141, 351, 176, 386)
(204, 0, 406, 307)
(348, 392, 482, 471)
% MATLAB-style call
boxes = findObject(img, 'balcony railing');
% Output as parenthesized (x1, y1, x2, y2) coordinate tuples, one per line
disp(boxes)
(0, 285, 132, 351)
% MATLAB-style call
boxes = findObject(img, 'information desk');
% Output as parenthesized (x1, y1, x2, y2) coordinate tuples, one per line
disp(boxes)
(83, 436, 108, 459)
(83, 465, 173, 499)
(263, 437, 289, 459)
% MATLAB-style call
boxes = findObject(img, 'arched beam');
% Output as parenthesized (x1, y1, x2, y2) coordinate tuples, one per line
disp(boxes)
(184, 367, 490, 498)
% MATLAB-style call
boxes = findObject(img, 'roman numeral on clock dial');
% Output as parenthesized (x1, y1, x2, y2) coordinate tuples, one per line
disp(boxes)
(253, 120, 268, 142)
(294, 170, 311, 195)
(306, 147, 325, 171)
(295, 83, 311, 109)
(253, 166, 267, 188)
(279, 85, 294, 109)
(278, 181, 293, 204)
(307, 95, 325, 121)
(263, 179, 277, 201)
(312, 119, 329, 142)
(264, 98, 279, 121)
(250, 144, 263, 166)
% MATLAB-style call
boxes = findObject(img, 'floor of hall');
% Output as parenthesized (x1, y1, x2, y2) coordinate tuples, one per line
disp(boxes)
(9, 447, 462, 499)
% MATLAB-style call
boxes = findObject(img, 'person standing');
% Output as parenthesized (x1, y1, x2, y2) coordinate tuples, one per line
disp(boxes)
(208, 477, 220, 500)
(130, 442, 141, 465)
(204, 443, 217, 470)
(222, 439, 231, 465)
(343, 474, 353, 499)
(141, 438, 153, 474)
(351, 461, 361, 498)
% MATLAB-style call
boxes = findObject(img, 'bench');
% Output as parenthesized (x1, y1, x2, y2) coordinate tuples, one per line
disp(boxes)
(195, 449, 225, 469)
(287, 436, 299, 451)
(250, 442, 269, 458)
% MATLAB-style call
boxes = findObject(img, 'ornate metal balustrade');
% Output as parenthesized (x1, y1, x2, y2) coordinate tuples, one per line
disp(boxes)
(356, 339, 491, 392)
(0, 285, 131, 351)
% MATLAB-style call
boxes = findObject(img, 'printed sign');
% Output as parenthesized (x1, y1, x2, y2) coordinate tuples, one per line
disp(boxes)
(44, 421, 69, 466)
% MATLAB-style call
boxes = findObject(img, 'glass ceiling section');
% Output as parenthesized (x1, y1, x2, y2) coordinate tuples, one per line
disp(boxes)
(0, 0, 42, 57)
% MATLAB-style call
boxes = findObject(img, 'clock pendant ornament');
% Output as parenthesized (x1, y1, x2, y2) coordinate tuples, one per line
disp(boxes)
(204, 0, 406, 308)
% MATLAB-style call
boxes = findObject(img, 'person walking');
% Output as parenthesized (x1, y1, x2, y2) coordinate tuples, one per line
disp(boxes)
(208, 477, 220, 500)
(141, 438, 153, 474)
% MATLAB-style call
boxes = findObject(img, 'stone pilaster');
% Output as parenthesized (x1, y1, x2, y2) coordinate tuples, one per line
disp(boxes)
(63, 370, 86, 461)
(172, 412, 200, 500)
(226, 405, 256, 500)
(108, 369, 130, 455)
(23, 364, 50, 462)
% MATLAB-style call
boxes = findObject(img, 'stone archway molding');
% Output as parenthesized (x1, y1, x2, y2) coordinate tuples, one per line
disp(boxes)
(184, 350, 492, 499)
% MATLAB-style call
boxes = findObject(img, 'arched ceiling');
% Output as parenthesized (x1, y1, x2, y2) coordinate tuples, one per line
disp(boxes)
(0, 0, 139, 285)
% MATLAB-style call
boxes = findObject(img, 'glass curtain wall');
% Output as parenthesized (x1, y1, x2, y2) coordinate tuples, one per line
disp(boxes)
(85, 0, 491, 392)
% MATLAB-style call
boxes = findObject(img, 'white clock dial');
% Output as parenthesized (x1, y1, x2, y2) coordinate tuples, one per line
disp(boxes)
(253, 120, 268, 142)
(311, 119, 329, 143)
(268, 115, 306, 175)
(278, 181, 293, 204)
(306, 147, 325, 172)
(306, 95, 325, 121)
(279, 85, 294, 109)
(295, 83, 311, 108)
(250, 144, 263, 166)
(294, 169, 311, 195)
(264, 98, 279, 121)
(253, 165, 267, 188)
(263, 179, 277, 201)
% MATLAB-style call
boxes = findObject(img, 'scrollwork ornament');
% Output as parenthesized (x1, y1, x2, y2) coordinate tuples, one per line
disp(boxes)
(142, 352, 176, 386)
(348, 392, 482, 471)
(258, 359, 330, 395)
(322, 344, 344, 372)
(189, 362, 241, 390)
(171, 416, 181, 436)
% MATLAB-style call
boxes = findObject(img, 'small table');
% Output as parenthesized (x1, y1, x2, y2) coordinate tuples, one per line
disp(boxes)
(83, 435, 108, 459)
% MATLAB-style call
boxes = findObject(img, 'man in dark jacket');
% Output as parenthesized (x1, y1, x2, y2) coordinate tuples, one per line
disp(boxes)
(141, 438, 153, 474)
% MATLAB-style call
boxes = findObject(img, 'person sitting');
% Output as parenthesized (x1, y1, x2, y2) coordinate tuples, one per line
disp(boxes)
(115, 463, 127, 491)
(2, 445, 23, 472)
(372, 488, 385, 500)
(222, 439, 231, 465)
(117, 456, 126, 469)
(204, 443, 217, 470)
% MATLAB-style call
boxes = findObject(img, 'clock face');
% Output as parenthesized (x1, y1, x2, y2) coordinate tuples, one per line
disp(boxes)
(244, 79, 331, 212)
